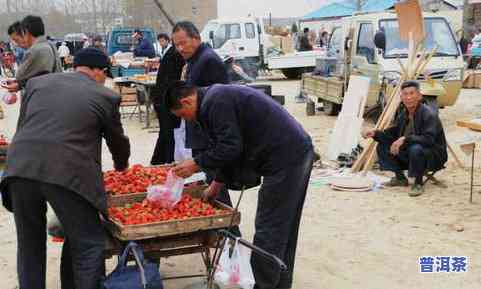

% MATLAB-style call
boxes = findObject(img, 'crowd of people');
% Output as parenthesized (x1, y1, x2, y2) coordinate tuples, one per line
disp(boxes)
(0, 11, 456, 289)
(0, 15, 314, 289)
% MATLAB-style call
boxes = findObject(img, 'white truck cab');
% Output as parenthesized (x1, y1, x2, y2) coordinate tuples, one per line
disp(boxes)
(201, 17, 326, 79)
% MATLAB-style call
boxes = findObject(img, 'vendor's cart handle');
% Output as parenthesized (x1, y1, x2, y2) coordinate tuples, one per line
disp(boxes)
(217, 229, 288, 272)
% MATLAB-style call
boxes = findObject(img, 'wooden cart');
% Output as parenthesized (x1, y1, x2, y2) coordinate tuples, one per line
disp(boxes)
(103, 182, 242, 283)
(301, 73, 345, 116)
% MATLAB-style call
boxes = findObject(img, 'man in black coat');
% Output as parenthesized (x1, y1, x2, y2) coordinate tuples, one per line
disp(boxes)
(171, 21, 238, 233)
(169, 82, 314, 289)
(0, 48, 130, 289)
(171, 21, 229, 151)
(363, 80, 448, 197)
(150, 33, 185, 165)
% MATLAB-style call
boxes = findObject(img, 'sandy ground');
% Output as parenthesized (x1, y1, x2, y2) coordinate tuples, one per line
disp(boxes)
(1, 77, 481, 289)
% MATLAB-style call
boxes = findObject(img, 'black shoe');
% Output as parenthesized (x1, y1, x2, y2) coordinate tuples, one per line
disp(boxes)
(409, 184, 424, 197)
(384, 176, 409, 187)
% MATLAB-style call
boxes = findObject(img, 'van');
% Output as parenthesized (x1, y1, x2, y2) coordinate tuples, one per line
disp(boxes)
(302, 11, 464, 115)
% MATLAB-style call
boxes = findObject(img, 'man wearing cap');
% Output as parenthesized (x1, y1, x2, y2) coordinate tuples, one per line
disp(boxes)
(132, 29, 155, 58)
(0, 47, 131, 289)
(363, 80, 448, 196)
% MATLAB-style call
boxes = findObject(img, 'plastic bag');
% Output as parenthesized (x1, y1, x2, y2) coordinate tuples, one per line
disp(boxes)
(146, 170, 185, 208)
(215, 239, 255, 289)
(173, 120, 192, 162)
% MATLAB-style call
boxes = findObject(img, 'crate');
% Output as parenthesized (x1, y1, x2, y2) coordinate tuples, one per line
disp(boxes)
(302, 74, 344, 104)
(107, 180, 206, 207)
(105, 182, 241, 241)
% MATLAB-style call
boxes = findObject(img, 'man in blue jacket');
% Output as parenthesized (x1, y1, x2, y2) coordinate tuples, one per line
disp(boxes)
(169, 81, 314, 289)
(132, 29, 155, 58)
(171, 21, 229, 151)
(171, 21, 239, 233)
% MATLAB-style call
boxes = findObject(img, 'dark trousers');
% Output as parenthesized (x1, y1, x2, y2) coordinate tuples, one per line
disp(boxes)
(151, 103, 179, 165)
(252, 148, 314, 289)
(377, 141, 426, 178)
(8, 178, 106, 289)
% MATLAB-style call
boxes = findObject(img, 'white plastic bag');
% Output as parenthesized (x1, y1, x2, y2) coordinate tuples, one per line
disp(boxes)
(146, 170, 185, 208)
(215, 239, 255, 289)
(173, 120, 192, 162)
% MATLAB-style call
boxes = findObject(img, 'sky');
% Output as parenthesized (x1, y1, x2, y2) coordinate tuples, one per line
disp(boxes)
(218, 0, 330, 18)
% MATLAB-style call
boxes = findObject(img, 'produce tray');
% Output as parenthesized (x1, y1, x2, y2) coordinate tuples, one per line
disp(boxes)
(107, 180, 206, 207)
(105, 183, 241, 241)
(105, 164, 174, 200)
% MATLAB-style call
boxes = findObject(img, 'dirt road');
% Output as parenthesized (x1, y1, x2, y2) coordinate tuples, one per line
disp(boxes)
(0, 79, 480, 289)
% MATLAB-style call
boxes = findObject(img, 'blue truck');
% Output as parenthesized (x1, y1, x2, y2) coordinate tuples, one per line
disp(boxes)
(106, 27, 156, 77)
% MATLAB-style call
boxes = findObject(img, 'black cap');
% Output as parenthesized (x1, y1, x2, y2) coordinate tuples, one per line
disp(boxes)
(74, 47, 112, 77)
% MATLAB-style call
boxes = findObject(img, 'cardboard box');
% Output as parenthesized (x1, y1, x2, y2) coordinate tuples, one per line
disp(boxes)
(463, 70, 481, 89)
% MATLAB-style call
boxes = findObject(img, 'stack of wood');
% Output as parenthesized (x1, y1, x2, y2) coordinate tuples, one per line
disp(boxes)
(351, 35, 437, 174)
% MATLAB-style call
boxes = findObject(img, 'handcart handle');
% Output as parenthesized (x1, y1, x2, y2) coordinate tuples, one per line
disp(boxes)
(217, 229, 288, 272)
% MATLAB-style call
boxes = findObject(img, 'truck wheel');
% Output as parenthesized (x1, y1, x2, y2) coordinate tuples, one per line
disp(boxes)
(282, 68, 302, 79)
(322, 101, 340, 116)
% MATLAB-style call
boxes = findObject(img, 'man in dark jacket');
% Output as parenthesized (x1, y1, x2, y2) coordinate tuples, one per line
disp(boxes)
(0, 48, 131, 289)
(363, 80, 447, 196)
(171, 21, 238, 231)
(298, 27, 313, 51)
(169, 82, 314, 289)
(171, 21, 229, 156)
(132, 29, 155, 58)
(150, 34, 185, 165)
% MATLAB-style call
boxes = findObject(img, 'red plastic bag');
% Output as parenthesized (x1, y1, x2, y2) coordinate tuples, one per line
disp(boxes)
(146, 170, 185, 208)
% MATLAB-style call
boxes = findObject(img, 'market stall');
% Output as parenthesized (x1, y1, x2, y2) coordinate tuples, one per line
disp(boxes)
(98, 164, 282, 288)
(113, 74, 157, 129)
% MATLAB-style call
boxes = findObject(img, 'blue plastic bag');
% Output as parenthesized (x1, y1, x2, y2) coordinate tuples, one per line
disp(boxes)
(103, 242, 163, 289)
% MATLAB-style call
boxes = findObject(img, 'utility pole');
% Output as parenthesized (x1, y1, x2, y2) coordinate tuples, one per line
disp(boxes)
(92, 0, 98, 33)
(152, 0, 175, 27)
(356, 0, 362, 11)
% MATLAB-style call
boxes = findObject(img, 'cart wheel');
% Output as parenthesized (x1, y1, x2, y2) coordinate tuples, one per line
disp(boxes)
(281, 68, 302, 79)
(322, 101, 340, 116)
(306, 99, 316, 116)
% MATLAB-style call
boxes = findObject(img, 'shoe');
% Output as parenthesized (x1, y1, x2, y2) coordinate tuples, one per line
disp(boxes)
(384, 176, 409, 187)
(409, 184, 424, 197)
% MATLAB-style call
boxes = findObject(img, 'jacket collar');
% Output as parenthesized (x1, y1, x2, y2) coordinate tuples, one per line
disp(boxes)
(187, 42, 208, 64)
(27, 36, 47, 52)
(75, 71, 97, 83)
(196, 87, 207, 121)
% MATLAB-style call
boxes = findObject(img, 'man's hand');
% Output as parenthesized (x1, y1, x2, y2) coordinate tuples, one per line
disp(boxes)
(115, 162, 129, 172)
(203, 181, 224, 201)
(390, 137, 406, 156)
(362, 129, 376, 139)
(172, 159, 200, 178)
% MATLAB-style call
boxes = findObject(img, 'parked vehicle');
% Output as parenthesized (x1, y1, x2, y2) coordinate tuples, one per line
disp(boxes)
(106, 27, 155, 56)
(200, 17, 325, 79)
(301, 11, 464, 116)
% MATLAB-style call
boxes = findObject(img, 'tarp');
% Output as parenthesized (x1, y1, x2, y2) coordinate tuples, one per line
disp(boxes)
(302, 0, 397, 20)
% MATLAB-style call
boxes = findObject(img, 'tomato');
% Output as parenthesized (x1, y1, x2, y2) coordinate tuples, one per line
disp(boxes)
(103, 164, 171, 195)
(108, 195, 231, 225)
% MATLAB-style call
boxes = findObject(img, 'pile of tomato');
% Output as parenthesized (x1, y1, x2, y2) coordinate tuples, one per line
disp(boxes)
(0, 135, 8, 146)
(109, 194, 229, 225)
(104, 164, 169, 195)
